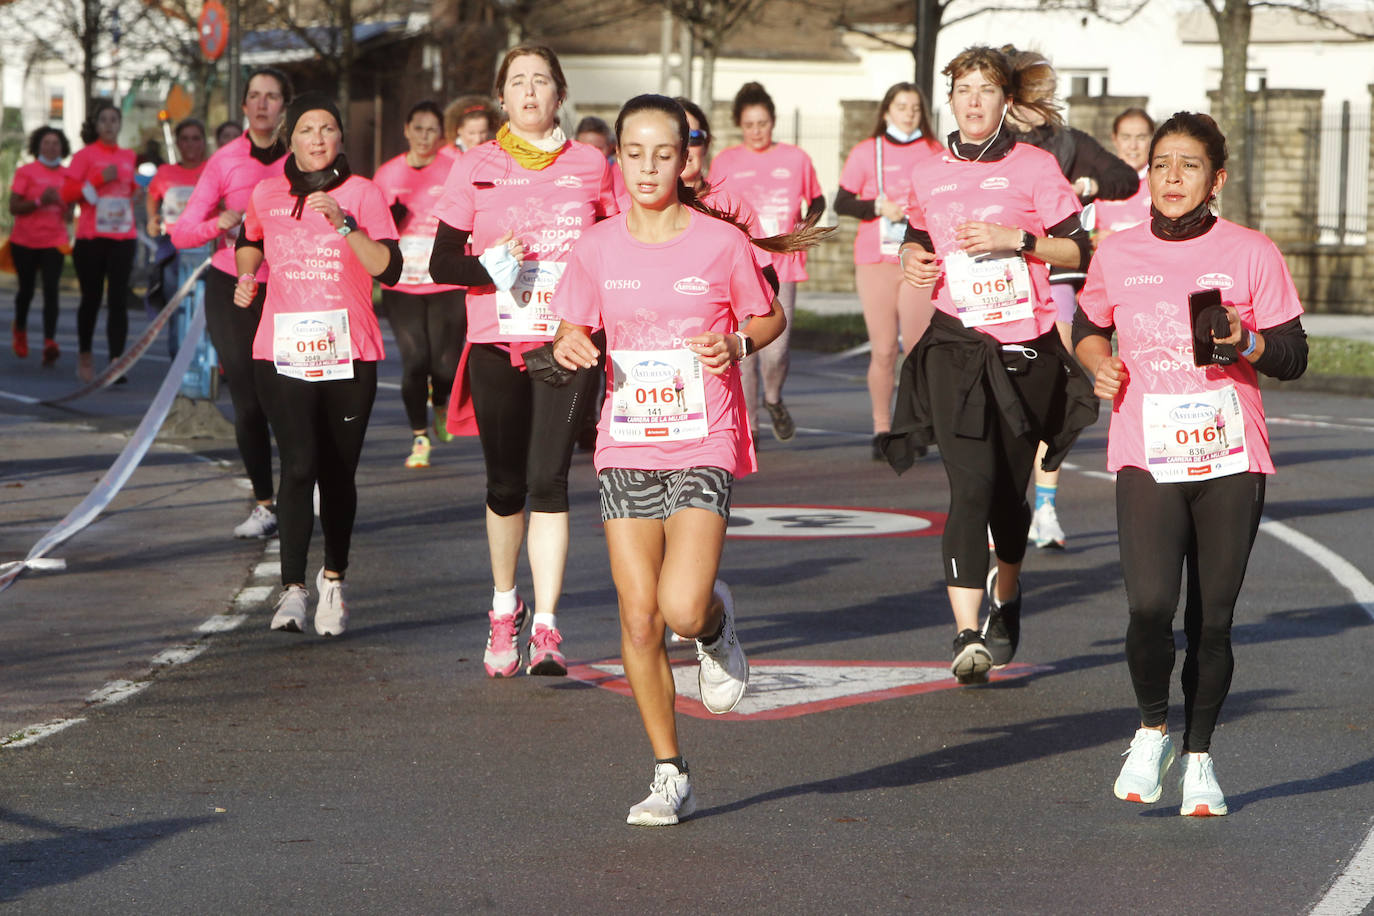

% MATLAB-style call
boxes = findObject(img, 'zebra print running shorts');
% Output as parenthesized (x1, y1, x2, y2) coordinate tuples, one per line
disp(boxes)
(598, 466, 734, 522)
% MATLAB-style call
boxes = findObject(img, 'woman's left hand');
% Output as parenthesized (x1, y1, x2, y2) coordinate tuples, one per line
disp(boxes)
(686, 332, 736, 376)
(1213, 304, 1245, 347)
(305, 191, 344, 230)
(954, 220, 1019, 255)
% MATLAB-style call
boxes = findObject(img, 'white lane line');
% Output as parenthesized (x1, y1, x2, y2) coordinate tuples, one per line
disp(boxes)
(0, 389, 41, 404)
(151, 645, 207, 667)
(199, 613, 249, 633)
(2, 718, 88, 748)
(1312, 825, 1374, 916)
(252, 560, 281, 578)
(1270, 416, 1374, 434)
(1260, 518, 1374, 621)
(87, 679, 153, 707)
(234, 586, 274, 609)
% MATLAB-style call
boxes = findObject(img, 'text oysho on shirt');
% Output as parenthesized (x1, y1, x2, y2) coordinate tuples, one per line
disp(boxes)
(372, 152, 461, 295)
(553, 209, 773, 477)
(10, 161, 70, 250)
(243, 173, 398, 363)
(430, 139, 618, 344)
(839, 135, 942, 265)
(170, 136, 285, 281)
(904, 142, 1080, 344)
(1078, 218, 1304, 476)
(707, 142, 822, 283)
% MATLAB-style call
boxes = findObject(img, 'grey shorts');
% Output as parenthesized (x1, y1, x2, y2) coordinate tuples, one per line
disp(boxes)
(598, 467, 734, 522)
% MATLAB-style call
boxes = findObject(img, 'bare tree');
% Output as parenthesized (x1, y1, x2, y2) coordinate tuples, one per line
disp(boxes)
(652, 0, 771, 106)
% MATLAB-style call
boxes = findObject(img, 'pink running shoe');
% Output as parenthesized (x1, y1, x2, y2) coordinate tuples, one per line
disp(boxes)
(483, 600, 527, 677)
(526, 624, 567, 676)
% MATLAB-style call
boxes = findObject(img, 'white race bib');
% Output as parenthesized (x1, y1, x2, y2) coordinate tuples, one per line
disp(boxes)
(1142, 385, 1248, 483)
(496, 261, 565, 338)
(944, 250, 1034, 328)
(608, 348, 708, 442)
(95, 197, 134, 235)
(161, 186, 195, 227)
(273, 309, 354, 381)
(878, 215, 905, 258)
(398, 234, 435, 286)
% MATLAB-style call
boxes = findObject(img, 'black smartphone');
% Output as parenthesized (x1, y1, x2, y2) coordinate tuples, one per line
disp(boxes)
(1187, 288, 1223, 367)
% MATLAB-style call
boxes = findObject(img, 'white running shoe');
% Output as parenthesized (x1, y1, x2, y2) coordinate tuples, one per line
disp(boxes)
(314, 569, 348, 636)
(1179, 752, 1228, 816)
(1113, 727, 1176, 803)
(626, 762, 696, 826)
(234, 504, 278, 539)
(696, 580, 749, 714)
(1028, 501, 1066, 549)
(270, 585, 308, 633)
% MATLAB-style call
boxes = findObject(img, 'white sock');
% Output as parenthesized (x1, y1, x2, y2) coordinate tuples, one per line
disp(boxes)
(492, 587, 519, 616)
(532, 612, 557, 631)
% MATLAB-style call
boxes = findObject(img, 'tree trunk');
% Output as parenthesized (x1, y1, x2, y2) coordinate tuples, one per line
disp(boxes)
(339, 0, 354, 135)
(82, 0, 100, 116)
(1211, 0, 1252, 226)
(914, 0, 943, 103)
(700, 39, 717, 109)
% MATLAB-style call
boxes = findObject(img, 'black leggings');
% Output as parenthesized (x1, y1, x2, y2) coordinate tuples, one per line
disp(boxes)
(204, 267, 275, 503)
(467, 342, 598, 516)
(73, 237, 136, 357)
(254, 360, 377, 586)
(381, 288, 465, 431)
(1117, 467, 1265, 753)
(11, 243, 64, 339)
(927, 330, 1068, 588)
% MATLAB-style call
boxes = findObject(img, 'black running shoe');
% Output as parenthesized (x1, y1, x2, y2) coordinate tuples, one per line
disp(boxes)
(951, 628, 992, 684)
(982, 588, 1022, 667)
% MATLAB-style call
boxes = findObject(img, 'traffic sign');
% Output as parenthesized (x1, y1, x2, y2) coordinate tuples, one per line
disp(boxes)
(198, 0, 228, 60)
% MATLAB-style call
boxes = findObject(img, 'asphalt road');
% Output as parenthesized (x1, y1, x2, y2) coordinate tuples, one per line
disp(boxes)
(2, 298, 1373, 914)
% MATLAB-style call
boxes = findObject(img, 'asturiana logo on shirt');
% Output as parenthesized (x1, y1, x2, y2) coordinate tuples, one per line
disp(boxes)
(979, 177, 1010, 191)
(1196, 273, 1234, 290)
(1124, 274, 1164, 286)
(554, 175, 584, 189)
(771, 168, 791, 180)
(673, 276, 710, 296)
(604, 279, 641, 290)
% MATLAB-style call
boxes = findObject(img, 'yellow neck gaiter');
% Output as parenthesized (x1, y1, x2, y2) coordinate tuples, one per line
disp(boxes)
(496, 124, 568, 171)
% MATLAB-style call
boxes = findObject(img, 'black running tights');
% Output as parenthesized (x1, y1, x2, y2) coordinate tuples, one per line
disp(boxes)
(381, 288, 465, 431)
(73, 237, 136, 356)
(253, 360, 377, 585)
(12, 243, 64, 339)
(204, 267, 275, 502)
(1116, 467, 1265, 753)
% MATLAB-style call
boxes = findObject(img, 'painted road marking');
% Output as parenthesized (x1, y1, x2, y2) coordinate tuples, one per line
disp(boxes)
(566, 659, 1047, 720)
(728, 506, 945, 539)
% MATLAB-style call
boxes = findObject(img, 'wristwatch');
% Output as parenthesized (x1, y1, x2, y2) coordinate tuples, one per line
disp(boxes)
(337, 212, 358, 237)
(733, 330, 755, 362)
(1017, 229, 1035, 253)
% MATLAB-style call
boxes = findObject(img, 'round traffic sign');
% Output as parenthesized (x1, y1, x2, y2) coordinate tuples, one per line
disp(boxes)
(199, 0, 228, 61)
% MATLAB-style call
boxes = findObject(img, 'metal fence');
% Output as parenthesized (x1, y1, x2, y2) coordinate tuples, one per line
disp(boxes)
(1316, 101, 1370, 246)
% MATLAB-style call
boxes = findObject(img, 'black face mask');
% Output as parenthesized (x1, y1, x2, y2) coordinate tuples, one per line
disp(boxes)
(946, 125, 1015, 163)
(283, 153, 351, 219)
(1150, 199, 1217, 241)
(248, 135, 286, 164)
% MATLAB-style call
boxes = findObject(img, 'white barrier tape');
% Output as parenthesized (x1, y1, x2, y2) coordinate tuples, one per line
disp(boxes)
(0, 295, 209, 597)
(41, 257, 212, 406)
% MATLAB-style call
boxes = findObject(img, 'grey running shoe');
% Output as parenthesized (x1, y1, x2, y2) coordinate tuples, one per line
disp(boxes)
(270, 585, 308, 633)
(951, 628, 992, 684)
(234, 504, 278, 539)
(696, 580, 749, 713)
(626, 762, 696, 826)
(764, 400, 795, 442)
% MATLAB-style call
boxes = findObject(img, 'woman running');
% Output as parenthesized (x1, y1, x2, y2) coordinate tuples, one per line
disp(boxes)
(885, 45, 1098, 683)
(9, 126, 71, 365)
(551, 94, 813, 826)
(1093, 107, 1154, 236)
(441, 96, 499, 160)
(372, 100, 465, 468)
(234, 93, 402, 637)
(146, 118, 208, 349)
(1076, 112, 1307, 816)
(172, 67, 292, 540)
(62, 101, 137, 382)
(429, 45, 617, 678)
(708, 81, 824, 442)
(835, 83, 942, 460)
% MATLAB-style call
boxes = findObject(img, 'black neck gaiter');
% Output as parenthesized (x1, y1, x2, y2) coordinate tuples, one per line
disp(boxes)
(284, 154, 351, 219)
(1150, 200, 1217, 241)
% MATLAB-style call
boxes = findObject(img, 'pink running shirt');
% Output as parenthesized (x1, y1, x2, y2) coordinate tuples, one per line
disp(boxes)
(430, 139, 618, 344)
(708, 142, 822, 282)
(171, 135, 286, 281)
(63, 142, 137, 240)
(553, 210, 773, 478)
(839, 135, 942, 265)
(1092, 168, 1150, 234)
(904, 143, 1081, 343)
(243, 174, 398, 363)
(1078, 219, 1304, 475)
(372, 152, 461, 295)
(10, 161, 70, 250)
(149, 161, 207, 229)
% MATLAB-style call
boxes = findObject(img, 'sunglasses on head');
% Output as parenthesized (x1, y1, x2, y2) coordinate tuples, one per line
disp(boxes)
(688, 129, 707, 147)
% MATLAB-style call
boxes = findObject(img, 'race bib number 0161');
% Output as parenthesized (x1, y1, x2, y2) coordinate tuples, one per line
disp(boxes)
(609, 348, 708, 442)
(496, 261, 565, 338)
(273, 308, 354, 381)
(944, 250, 1033, 328)
(1142, 385, 1248, 483)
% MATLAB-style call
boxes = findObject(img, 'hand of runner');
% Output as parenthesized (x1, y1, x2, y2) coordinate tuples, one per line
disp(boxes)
(877, 195, 905, 223)
(685, 332, 734, 376)
(147, 216, 162, 238)
(955, 220, 1019, 254)
(899, 245, 940, 288)
(492, 231, 526, 262)
(306, 192, 344, 229)
(232, 274, 258, 308)
(1092, 355, 1129, 400)
(553, 325, 599, 370)
(1212, 304, 1244, 347)
(217, 209, 244, 231)
(39, 187, 60, 207)
(102, 165, 118, 183)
